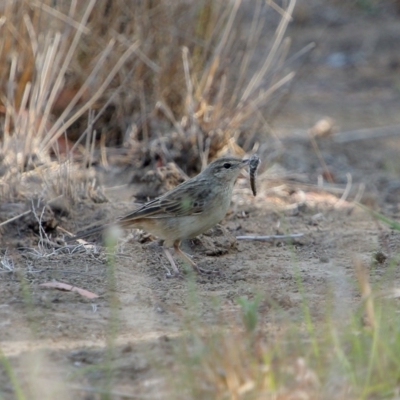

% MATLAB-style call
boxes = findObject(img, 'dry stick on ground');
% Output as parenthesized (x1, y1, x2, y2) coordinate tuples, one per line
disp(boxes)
(236, 233, 303, 241)
(31, 199, 56, 256)
(0, 195, 63, 228)
(0, 210, 31, 228)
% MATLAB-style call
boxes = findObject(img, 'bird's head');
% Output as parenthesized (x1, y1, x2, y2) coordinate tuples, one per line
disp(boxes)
(202, 156, 249, 182)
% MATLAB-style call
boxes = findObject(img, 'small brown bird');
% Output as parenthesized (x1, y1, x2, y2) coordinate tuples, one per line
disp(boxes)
(71, 156, 250, 277)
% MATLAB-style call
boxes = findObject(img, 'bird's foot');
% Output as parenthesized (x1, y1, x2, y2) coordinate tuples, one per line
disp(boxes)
(163, 248, 184, 279)
(165, 271, 184, 279)
(163, 265, 184, 279)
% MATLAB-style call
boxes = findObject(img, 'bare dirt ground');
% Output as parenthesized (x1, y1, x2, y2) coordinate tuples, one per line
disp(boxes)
(1, 1, 400, 399)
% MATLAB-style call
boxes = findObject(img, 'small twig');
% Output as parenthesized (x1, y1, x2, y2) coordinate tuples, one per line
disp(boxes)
(236, 233, 303, 241)
(31, 200, 53, 256)
(56, 225, 74, 236)
(34, 269, 104, 276)
(0, 195, 63, 228)
(0, 210, 31, 228)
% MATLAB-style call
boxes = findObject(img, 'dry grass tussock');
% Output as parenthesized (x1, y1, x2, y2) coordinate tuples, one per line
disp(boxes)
(172, 266, 400, 400)
(0, 0, 298, 207)
(177, 328, 321, 400)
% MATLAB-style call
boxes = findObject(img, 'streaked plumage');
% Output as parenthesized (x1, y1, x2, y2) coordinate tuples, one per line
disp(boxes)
(71, 156, 250, 276)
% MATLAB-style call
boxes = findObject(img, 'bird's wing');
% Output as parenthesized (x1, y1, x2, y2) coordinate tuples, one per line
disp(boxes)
(158, 185, 208, 217)
(118, 180, 209, 223)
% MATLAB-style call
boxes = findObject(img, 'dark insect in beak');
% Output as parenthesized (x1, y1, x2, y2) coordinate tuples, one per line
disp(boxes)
(248, 155, 260, 196)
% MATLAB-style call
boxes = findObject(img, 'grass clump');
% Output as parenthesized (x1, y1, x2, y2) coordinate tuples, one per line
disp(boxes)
(173, 262, 400, 399)
(0, 0, 299, 203)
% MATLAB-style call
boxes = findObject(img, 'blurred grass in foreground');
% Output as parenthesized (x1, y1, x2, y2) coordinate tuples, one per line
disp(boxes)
(172, 268, 400, 399)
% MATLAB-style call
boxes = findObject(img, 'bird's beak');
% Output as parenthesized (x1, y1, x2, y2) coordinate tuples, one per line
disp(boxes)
(241, 158, 250, 167)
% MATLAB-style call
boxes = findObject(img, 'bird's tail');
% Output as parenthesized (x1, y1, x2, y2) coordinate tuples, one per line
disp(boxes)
(66, 224, 107, 242)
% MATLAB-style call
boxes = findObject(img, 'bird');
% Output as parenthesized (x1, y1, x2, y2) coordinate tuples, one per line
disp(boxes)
(70, 156, 250, 277)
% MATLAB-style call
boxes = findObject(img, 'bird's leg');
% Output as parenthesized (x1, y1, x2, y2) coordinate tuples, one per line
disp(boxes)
(173, 241, 220, 275)
(163, 247, 183, 278)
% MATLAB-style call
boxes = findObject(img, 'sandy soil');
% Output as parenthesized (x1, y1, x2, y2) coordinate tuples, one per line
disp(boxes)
(1, 1, 400, 398)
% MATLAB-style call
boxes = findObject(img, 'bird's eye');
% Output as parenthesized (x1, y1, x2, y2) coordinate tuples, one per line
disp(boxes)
(223, 163, 232, 169)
